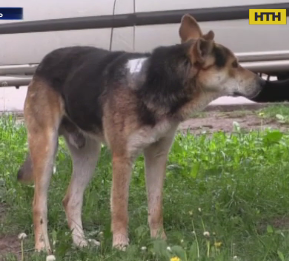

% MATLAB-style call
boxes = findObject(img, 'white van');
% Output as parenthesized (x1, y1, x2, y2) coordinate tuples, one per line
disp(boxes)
(0, 0, 288, 87)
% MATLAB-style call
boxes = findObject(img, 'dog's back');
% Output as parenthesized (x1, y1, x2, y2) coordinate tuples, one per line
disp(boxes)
(35, 46, 111, 94)
(34, 46, 150, 132)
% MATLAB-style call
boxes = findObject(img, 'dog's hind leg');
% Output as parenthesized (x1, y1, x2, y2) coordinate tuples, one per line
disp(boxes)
(24, 78, 63, 253)
(143, 130, 177, 240)
(62, 132, 100, 248)
(59, 117, 86, 149)
(17, 153, 33, 184)
(18, 118, 85, 185)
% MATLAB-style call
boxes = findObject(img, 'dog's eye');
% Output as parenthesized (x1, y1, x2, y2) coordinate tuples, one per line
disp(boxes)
(232, 61, 238, 68)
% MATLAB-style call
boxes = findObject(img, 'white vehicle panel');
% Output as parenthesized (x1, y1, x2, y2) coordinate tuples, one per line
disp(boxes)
(0, 0, 288, 65)
(135, 0, 289, 53)
(136, 0, 289, 11)
(135, 21, 289, 53)
(0, 0, 134, 65)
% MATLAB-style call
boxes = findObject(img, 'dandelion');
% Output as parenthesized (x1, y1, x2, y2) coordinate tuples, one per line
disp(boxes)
(141, 246, 147, 251)
(46, 255, 56, 261)
(214, 241, 222, 248)
(167, 246, 172, 251)
(203, 231, 210, 237)
(18, 233, 27, 240)
(170, 257, 181, 261)
(203, 231, 211, 257)
(233, 121, 240, 131)
(18, 232, 27, 261)
(192, 221, 200, 259)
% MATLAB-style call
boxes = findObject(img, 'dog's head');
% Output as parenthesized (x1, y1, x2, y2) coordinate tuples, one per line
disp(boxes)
(179, 14, 264, 99)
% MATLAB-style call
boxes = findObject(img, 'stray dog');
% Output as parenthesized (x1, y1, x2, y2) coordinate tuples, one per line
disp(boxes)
(17, 14, 265, 253)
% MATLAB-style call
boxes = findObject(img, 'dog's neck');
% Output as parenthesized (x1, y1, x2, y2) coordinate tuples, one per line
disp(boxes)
(135, 45, 189, 112)
(132, 44, 216, 122)
(124, 44, 220, 124)
(176, 87, 220, 121)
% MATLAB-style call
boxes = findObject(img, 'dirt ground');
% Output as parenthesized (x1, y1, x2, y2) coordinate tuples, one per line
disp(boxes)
(1, 109, 289, 260)
(179, 110, 289, 134)
(0, 204, 21, 261)
(0, 235, 21, 261)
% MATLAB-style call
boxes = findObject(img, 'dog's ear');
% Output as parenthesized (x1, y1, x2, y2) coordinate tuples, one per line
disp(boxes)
(202, 30, 215, 41)
(190, 38, 214, 65)
(179, 14, 203, 43)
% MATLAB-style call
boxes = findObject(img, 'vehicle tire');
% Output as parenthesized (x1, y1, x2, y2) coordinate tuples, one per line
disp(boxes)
(251, 77, 289, 103)
(277, 72, 289, 81)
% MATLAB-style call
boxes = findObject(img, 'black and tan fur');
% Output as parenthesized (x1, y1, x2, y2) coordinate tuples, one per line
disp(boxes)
(17, 14, 265, 253)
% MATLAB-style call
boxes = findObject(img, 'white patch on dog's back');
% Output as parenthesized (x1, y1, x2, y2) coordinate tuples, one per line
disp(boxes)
(126, 58, 147, 74)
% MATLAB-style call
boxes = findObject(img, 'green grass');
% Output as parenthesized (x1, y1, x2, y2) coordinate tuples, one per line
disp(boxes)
(257, 104, 289, 124)
(1, 111, 289, 260)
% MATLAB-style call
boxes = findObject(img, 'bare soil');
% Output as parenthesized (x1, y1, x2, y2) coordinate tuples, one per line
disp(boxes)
(0, 235, 20, 261)
(179, 110, 289, 134)
(0, 204, 20, 261)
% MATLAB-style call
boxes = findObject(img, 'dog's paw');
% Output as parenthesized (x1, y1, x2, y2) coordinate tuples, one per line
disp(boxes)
(35, 242, 52, 254)
(112, 234, 129, 251)
(74, 238, 100, 248)
(151, 229, 167, 240)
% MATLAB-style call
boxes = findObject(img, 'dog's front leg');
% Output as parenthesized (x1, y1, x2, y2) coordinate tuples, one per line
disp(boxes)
(143, 133, 176, 240)
(111, 154, 133, 250)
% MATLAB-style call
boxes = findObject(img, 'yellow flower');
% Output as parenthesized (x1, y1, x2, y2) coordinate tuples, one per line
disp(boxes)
(170, 257, 181, 261)
(214, 241, 222, 248)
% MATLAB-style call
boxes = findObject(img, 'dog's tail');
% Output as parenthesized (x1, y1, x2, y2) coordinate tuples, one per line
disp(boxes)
(17, 153, 34, 184)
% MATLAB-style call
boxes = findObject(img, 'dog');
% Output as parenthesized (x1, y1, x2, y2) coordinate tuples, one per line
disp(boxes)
(17, 14, 265, 253)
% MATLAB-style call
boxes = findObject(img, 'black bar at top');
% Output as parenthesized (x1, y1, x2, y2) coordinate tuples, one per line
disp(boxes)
(0, 3, 288, 34)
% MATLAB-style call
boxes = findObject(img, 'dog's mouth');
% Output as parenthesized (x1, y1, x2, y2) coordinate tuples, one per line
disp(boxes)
(232, 91, 242, 97)
(247, 89, 262, 99)
(232, 89, 261, 99)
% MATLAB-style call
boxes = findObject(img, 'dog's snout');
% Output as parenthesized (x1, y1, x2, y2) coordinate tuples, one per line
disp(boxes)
(244, 76, 265, 100)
